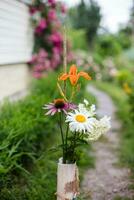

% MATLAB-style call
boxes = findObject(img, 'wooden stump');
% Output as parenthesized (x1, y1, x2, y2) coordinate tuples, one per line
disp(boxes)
(57, 159, 79, 200)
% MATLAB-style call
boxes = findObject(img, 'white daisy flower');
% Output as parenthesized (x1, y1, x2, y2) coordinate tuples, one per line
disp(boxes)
(100, 116, 111, 132)
(84, 99, 89, 106)
(78, 103, 88, 114)
(86, 116, 111, 141)
(89, 104, 96, 117)
(78, 101, 96, 117)
(66, 109, 95, 133)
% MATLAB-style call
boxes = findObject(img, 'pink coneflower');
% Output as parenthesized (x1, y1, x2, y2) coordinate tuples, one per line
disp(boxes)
(43, 98, 76, 115)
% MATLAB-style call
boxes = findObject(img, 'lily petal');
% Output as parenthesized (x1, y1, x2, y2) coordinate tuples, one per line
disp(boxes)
(69, 65, 77, 76)
(69, 75, 78, 86)
(78, 71, 91, 80)
(59, 73, 69, 81)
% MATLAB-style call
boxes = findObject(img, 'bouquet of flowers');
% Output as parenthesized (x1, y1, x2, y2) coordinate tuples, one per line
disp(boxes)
(43, 64, 110, 163)
(43, 64, 111, 199)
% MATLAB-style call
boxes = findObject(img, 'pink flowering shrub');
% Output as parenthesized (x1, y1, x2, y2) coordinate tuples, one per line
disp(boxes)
(28, 0, 68, 78)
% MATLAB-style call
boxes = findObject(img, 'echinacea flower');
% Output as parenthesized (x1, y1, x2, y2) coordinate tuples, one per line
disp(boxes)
(66, 109, 95, 133)
(59, 65, 91, 86)
(86, 116, 111, 141)
(43, 98, 76, 115)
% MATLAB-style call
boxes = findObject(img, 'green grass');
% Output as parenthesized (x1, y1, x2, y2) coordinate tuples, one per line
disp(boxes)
(0, 72, 95, 199)
(0, 72, 59, 199)
(94, 81, 134, 177)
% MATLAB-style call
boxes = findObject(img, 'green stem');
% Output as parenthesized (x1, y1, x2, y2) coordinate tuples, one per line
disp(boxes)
(63, 26, 67, 96)
(70, 86, 75, 102)
(65, 124, 69, 161)
(72, 131, 77, 163)
(58, 112, 65, 163)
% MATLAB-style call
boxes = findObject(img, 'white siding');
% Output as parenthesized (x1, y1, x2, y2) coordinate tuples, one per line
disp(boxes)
(0, 64, 30, 101)
(0, 0, 33, 65)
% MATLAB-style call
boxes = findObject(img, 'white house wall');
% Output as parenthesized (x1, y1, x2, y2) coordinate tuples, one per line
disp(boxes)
(0, 0, 33, 101)
(0, 64, 30, 101)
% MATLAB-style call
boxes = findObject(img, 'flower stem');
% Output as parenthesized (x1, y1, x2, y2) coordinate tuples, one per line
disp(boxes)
(70, 86, 75, 102)
(65, 124, 69, 161)
(63, 26, 67, 96)
(72, 131, 77, 163)
(59, 112, 65, 163)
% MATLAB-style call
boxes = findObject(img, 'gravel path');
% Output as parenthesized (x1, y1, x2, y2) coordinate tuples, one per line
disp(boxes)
(82, 85, 134, 200)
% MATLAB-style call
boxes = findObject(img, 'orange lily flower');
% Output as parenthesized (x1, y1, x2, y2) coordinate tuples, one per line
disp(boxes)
(59, 64, 91, 86)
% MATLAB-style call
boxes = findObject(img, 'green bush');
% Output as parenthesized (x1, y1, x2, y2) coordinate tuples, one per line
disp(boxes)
(116, 33, 131, 50)
(68, 29, 88, 51)
(0, 72, 58, 175)
(116, 69, 134, 86)
(95, 35, 122, 58)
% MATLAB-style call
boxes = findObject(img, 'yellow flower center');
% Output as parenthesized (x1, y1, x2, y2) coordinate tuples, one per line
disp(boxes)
(75, 114, 86, 123)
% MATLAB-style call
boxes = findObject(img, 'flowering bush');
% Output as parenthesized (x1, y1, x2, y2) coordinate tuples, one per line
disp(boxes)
(72, 50, 102, 80)
(71, 50, 118, 82)
(28, 0, 68, 78)
(43, 64, 111, 164)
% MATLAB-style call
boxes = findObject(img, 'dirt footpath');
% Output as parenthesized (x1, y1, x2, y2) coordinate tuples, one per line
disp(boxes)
(82, 85, 134, 200)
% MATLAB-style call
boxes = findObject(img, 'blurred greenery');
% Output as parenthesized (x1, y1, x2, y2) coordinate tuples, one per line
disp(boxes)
(68, 29, 88, 51)
(115, 69, 134, 86)
(69, 0, 101, 47)
(95, 35, 122, 57)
